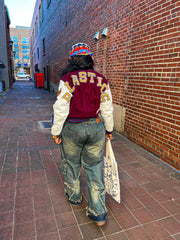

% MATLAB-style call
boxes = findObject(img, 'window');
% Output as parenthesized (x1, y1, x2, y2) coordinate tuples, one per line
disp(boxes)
(15, 55, 19, 59)
(35, 18, 38, 36)
(12, 36, 18, 42)
(37, 47, 39, 59)
(14, 43, 18, 48)
(14, 48, 19, 53)
(47, 0, 51, 8)
(42, 0, 44, 20)
(39, 0, 44, 26)
(39, 5, 42, 25)
(23, 55, 28, 59)
(32, 29, 35, 43)
(22, 45, 27, 49)
(23, 49, 27, 54)
(22, 37, 29, 44)
(42, 38, 45, 55)
(22, 37, 26, 43)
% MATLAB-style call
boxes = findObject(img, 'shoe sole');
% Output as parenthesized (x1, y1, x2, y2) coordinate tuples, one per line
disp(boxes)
(96, 221, 106, 227)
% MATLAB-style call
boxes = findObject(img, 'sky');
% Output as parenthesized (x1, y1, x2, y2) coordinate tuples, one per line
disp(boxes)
(4, 0, 36, 28)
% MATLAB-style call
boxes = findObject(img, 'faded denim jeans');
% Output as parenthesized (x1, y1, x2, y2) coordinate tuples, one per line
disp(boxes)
(59, 118, 107, 216)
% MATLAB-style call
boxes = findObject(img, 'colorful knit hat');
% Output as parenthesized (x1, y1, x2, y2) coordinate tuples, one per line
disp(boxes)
(69, 43, 93, 59)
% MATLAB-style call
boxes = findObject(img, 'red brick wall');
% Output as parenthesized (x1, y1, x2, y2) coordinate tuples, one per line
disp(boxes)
(30, 0, 180, 170)
(125, 0, 180, 170)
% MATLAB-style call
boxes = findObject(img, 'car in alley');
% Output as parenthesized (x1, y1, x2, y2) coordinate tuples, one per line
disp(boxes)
(16, 72, 30, 80)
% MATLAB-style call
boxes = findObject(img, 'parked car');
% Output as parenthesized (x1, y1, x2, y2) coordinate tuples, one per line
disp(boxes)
(16, 73, 30, 80)
(25, 74, 30, 79)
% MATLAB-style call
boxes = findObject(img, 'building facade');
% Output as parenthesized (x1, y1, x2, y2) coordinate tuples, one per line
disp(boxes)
(10, 26, 30, 77)
(0, 0, 13, 91)
(30, 0, 180, 170)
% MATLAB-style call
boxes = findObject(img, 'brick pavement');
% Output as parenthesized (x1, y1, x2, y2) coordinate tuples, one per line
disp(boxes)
(0, 81, 179, 240)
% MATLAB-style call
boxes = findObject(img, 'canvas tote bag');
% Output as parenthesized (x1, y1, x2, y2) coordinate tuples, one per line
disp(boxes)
(103, 140, 121, 203)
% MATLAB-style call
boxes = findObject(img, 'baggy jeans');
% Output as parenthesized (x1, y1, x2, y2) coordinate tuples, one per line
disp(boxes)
(59, 118, 107, 216)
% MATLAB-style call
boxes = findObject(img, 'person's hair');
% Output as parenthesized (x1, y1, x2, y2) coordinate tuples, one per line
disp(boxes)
(60, 55, 94, 77)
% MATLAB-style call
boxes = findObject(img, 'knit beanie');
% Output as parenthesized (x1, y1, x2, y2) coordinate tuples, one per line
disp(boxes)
(69, 43, 93, 59)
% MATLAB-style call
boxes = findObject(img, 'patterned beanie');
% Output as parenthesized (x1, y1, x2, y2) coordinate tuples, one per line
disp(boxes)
(69, 43, 93, 59)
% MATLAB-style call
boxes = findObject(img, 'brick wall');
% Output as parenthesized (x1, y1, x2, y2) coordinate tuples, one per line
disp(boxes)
(30, 0, 180, 170)
(125, 0, 180, 170)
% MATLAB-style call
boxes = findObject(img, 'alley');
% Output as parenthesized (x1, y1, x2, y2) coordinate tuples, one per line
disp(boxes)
(0, 81, 179, 240)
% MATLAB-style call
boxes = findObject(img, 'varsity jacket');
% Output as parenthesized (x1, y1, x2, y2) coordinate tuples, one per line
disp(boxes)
(51, 69, 114, 136)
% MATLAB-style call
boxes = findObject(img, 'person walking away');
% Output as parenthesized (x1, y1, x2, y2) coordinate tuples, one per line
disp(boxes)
(51, 43, 114, 226)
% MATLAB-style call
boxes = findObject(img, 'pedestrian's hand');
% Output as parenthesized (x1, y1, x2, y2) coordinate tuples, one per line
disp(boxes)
(53, 135, 62, 144)
(106, 133, 112, 141)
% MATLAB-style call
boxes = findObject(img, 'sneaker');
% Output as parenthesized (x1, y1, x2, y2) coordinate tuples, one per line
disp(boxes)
(87, 212, 107, 226)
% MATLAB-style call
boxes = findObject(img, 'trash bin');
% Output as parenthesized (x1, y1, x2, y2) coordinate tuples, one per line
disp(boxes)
(34, 73, 44, 88)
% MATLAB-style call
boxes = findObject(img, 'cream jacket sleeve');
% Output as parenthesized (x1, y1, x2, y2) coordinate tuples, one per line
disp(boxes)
(100, 84, 114, 133)
(51, 80, 72, 136)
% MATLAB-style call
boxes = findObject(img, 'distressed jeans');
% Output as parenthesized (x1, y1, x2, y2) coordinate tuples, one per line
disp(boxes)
(59, 118, 107, 216)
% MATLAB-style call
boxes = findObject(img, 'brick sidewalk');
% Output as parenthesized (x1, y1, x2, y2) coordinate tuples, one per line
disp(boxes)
(0, 81, 179, 240)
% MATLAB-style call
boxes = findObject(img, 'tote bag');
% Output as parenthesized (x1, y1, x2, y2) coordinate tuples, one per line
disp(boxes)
(103, 140, 121, 203)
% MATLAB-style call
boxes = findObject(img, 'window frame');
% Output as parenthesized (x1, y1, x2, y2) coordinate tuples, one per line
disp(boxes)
(42, 38, 46, 56)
